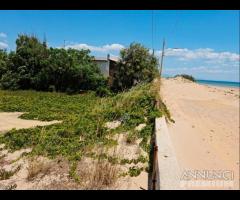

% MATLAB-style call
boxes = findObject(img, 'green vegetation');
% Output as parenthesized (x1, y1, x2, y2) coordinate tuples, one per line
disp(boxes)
(128, 166, 144, 177)
(5, 184, 17, 190)
(0, 36, 159, 95)
(120, 155, 148, 165)
(174, 74, 196, 82)
(0, 165, 21, 180)
(0, 35, 107, 93)
(0, 80, 166, 178)
(0, 35, 170, 182)
(112, 43, 159, 91)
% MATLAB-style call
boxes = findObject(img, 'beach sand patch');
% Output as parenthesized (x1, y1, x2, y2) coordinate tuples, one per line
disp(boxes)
(0, 112, 61, 134)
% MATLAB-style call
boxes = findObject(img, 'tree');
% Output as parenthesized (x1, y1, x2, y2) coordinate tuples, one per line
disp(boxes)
(0, 50, 8, 78)
(0, 34, 107, 93)
(14, 34, 48, 89)
(112, 43, 159, 91)
(35, 48, 107, 93)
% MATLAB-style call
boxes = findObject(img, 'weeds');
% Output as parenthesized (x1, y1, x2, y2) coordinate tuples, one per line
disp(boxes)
(27, 158, 51, 181)
(5, 184, 17, 190)
(126, 131, 138, 144)
(120, 155, 148, 165)
(87, 159, 119, 189)
(128, 166, 144, 177)
(0, 79, 168, 182)
(0, 165, 21, 180)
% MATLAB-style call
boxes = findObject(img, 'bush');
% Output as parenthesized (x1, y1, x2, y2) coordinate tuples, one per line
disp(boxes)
(128, 166, 143, 177)
(95, 86, 112, 97)
(112, 43, 159, 92)
(0, 71, 20, 90)
(174, 74, 196, 82)
(0, 34, 107, 93)
(0, 50, 8, 78)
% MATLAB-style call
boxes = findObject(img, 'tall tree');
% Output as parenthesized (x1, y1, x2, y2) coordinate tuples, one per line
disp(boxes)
(112, 43, 159, 91)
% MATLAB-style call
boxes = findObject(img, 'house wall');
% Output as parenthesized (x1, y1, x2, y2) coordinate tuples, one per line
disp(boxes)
(108, 60, 118, 86)
(94, 60, 109, 77)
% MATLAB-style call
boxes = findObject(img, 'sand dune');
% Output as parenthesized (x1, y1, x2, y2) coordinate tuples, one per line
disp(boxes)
(160, 77, 239, 190)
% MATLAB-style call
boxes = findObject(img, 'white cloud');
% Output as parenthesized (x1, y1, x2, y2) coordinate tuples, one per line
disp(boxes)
(64, 43, 125, 52)
(157, 48, 239, 62)
(165, 66, 236, 74)
(0, 41, 8, 49)
(0, 32, 7, 38)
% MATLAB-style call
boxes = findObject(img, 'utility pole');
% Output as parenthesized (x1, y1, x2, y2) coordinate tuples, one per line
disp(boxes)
(63, 40, 65, 49)
(151, 10, 155, 56)
(43, 33, 47, 48)
(159, 38, 165, 78)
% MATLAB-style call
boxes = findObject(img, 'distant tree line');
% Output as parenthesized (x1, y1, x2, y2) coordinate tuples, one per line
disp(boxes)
(0, 34, 159, 95)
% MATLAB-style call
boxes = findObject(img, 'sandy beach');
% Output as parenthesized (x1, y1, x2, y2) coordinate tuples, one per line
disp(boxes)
(160, 77, 239, 190)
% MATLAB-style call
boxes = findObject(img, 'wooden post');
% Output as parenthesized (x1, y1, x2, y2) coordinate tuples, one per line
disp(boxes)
(152, 145, 158, 190)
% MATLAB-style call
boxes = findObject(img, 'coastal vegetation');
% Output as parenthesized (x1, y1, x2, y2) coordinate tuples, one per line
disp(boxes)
(0, 80, 168, 186)
(0, 34, 169, 188)
(112, 43, 159, 91)
(174, 74, 196, 82)
(0, 35, 106, 94)
(0, 35, 159, 95)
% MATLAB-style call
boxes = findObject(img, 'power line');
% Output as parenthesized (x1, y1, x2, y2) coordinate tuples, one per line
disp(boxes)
(152, 10, 154, 51)
(152, 10, 155, 55)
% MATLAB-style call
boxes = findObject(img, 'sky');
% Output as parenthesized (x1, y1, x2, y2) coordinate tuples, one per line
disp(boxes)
(0, 10, 239, 82)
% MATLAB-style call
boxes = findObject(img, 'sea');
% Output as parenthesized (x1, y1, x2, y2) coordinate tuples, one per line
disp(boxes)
(196, 79, 240, 88)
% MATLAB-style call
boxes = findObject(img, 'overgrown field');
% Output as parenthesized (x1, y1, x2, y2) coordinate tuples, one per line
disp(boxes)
(0, 79, 169, 184)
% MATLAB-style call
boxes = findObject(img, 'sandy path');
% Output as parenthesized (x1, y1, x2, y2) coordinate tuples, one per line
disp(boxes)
(0, 112, 60, 133)
(160, 78, 239, 190)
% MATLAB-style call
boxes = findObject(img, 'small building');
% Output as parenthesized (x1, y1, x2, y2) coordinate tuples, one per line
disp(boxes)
(93, 54, 119, 86)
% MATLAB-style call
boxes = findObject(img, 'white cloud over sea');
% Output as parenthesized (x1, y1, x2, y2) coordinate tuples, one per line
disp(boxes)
(156, 48, 239, 81)
(158, 48, 239, 62)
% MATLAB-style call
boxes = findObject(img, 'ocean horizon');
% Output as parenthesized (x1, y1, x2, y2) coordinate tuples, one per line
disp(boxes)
(196, 79, 240, 88)
(162, 75, 240, 88)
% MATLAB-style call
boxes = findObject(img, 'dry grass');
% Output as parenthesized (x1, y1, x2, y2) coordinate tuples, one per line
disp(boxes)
(43, 181, 80, 190)
(126, 132, 138, 145)
(86, 159, 119, 190)
(27, 157, 51, 181)
(73, 147, 120, 190)
(0, 165, 21, 180)
(0, 154, 6, 167)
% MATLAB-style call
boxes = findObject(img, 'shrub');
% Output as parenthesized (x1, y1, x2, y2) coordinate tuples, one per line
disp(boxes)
(112, 43, 159, 91)
(126, 131, 138, 144)
(0, 71, 20, 90)
(174, 74, 196, 82)
(88, 160, 119, 189)
(27, 158, 51, 181)
(0, 50, 8, 79)
(95, 86, 112, 97)
(128, 166, 143, 177)
(0, 34, 107, 93)
(0, 165, 21, 180)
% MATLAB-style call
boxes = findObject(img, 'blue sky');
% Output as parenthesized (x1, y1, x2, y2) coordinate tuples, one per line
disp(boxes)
(0, 10, 239, 82)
